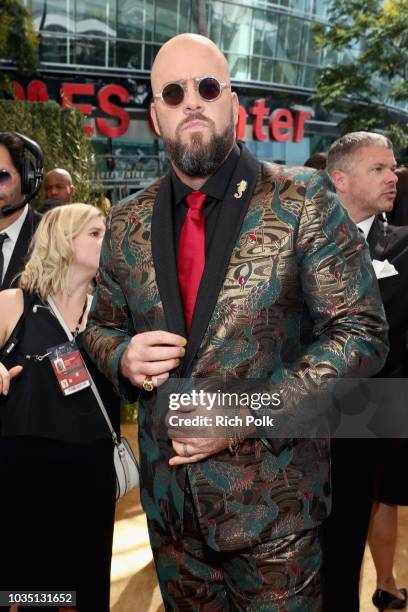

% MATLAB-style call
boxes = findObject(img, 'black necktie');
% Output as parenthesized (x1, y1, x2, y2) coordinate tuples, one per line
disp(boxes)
(0, 233, 9, 285)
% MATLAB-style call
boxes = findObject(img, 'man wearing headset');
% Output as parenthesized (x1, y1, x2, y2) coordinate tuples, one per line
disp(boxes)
(0, 131, 43, 290)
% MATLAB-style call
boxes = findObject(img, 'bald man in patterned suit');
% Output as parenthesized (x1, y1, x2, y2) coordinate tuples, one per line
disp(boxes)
(84, 35, 388, 610)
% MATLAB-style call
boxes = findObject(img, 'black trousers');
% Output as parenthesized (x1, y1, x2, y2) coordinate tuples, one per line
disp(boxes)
(0, 436, 115, 612)
(322, 439, 377, 612)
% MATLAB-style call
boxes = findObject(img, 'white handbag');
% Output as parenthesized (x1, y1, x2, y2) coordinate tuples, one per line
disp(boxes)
(48, 296, 140, 499)
(113, 435, 140, 498)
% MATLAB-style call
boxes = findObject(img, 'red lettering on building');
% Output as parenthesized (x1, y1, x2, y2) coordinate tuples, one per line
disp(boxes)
(236, 105, 248, 140)
(249, 99, 270, 141)
(269, 109, 293, 142)
(61, 83, 95, 135)
(293, 111, 314, 142)
(27, 80, 49, 102)
(12, 80, 313, 142)
(96, 85, 129, 137)
(12, 81, 25, 100)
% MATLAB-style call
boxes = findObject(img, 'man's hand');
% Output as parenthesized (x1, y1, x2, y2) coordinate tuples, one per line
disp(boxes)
(166, 395, 231, 465)
(119, 331, 186, 388)
(169, 437, 229, 466)
(166, 392, 255, 465)
(0, 363, 23, 395)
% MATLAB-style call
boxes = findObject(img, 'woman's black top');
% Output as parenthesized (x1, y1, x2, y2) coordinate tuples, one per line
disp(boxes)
(0, 290, 120, 442)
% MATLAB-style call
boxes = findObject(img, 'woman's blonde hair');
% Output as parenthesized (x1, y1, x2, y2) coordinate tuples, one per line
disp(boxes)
(20, 203, 104, 301)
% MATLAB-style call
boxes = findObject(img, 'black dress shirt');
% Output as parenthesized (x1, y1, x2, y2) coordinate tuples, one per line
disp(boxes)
(171, 144, 241, 254)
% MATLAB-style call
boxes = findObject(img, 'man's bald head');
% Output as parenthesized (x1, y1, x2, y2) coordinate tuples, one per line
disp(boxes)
(45, 168, 73, 184)
(150, 34, 238, 185)
(151, 34, 230, 93)
(44, 168, 75, 203)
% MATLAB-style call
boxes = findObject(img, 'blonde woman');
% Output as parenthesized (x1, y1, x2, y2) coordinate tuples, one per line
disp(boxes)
(0, 204, 119, 612)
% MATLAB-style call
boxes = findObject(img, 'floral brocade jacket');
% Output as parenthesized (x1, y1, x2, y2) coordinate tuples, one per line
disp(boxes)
(84, 145, 388, 551)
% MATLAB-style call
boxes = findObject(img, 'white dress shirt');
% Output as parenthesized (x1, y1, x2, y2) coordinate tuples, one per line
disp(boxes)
(0, 205, 29, 284)
(356, 215, 375, 240)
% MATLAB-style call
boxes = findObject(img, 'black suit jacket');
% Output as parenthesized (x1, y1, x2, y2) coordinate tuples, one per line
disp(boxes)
(1, 206, 42, 290)
(322, 218, 408, 612)
(367, 216, 408, 376)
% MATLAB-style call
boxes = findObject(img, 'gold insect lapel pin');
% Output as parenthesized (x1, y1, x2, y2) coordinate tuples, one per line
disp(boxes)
(234, 180, 248, 199)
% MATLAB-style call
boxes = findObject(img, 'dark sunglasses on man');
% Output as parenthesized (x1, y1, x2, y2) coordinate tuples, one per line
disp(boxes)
(0, 169, 18, 186)
(154, 76, 231, 107)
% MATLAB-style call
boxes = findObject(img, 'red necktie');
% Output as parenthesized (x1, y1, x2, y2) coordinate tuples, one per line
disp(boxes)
(177, 191, 207, 333)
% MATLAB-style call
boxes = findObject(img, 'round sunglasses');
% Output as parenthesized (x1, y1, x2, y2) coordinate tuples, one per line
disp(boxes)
(0, 169, 17, 186)
(154, 76, 231, 108)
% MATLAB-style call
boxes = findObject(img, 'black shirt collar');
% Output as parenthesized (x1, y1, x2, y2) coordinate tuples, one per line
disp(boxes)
(171, 144, 241, 205)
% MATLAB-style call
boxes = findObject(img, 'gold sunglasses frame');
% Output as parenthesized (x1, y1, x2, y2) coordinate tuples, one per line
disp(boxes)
(154, 75, 231, 107)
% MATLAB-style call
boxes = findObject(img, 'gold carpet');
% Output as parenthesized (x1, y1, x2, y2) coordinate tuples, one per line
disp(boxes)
(111, 426, 408, 611)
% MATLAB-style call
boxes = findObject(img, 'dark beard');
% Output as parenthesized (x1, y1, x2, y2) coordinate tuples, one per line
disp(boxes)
(163, 120, 235, 177)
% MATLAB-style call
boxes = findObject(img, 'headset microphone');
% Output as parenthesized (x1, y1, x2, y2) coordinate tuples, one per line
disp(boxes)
(0, 132, 44, 217)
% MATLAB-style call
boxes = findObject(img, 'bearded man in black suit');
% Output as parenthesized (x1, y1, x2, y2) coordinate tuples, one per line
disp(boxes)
(324, 131, 408, 612)
(0, 131, 42, 290)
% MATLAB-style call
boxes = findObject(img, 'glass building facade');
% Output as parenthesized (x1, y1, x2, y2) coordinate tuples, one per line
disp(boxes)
(17, 0, 347, 199)
(28, 0, 334, 86)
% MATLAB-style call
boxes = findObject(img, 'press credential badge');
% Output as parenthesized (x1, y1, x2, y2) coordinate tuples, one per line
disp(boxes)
(48, 341, 91, 396)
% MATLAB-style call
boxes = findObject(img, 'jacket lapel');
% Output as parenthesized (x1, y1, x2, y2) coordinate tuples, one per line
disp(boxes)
(2, 206, 39, 290)
(367, 217, 389, 260)
(367, 217, 401, 305)
(182, 146, 261, 376)
(151, 173, 186, 338)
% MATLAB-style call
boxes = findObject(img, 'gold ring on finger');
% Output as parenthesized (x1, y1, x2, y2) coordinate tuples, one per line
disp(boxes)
(142, 375, 154, 392)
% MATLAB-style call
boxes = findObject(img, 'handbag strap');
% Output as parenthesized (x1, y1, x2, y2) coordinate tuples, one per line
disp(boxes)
(47, 295, 120, 445)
